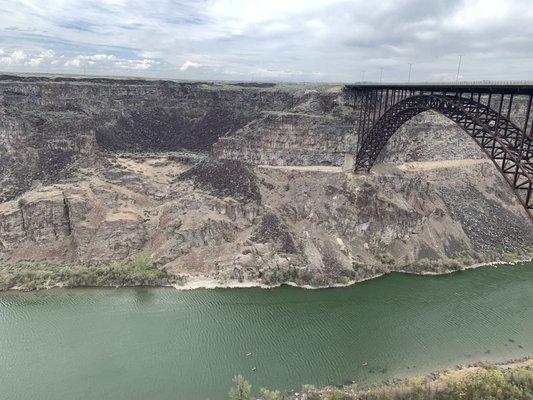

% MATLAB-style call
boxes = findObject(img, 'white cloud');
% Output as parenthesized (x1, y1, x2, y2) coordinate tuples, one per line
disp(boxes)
(60, 54, 155, 71)
(305, 19, 327, 32)
(116, 58, 156, 70)
(0, 46, 158, 72)
(0, 50, 28, 65)
(180, 60, 202, 71)
(79, 54, 116, 61)
(64, 59, 81, 67)
(24, 50, 55, 67)
(11, 50, 27, 63)
(39, 50, 56, 59)
(209, 0, 340, 26)
(27, 58, 44, 67)
(447, 0, 511, 30)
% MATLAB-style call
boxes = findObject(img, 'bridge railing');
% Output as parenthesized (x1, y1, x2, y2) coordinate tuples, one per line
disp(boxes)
(348, 81, 533, 86)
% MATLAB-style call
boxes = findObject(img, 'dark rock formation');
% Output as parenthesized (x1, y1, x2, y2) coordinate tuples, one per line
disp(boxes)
(179, 159, 261, 203)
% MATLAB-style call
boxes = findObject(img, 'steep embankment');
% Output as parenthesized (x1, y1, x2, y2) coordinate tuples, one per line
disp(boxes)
(0, 75, 531, 290)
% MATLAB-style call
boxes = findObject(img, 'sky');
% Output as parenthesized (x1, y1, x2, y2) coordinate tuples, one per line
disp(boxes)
(0, 0, 532, 83)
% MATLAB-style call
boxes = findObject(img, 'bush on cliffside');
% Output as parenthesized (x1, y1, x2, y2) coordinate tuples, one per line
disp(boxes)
(376, 252, 396, 266)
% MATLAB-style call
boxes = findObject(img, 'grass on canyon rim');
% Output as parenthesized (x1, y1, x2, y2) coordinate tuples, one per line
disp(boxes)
(0, 251, 184, 291)
(229, 362, 533, 400)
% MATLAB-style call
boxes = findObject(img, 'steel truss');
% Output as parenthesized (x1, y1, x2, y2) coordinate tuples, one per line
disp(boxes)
(345, 86, 533, 220)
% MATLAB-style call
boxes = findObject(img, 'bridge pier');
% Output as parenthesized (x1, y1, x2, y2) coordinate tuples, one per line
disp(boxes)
(342, 153, 355, 172)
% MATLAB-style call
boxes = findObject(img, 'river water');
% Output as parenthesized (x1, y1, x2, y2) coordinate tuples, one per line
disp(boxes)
(1, 262, 532, 400)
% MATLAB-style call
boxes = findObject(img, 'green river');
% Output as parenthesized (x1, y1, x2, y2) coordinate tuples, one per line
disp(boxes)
(1, 262, 532, 400)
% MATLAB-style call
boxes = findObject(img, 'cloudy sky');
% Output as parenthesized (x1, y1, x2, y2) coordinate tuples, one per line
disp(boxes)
(0, 0, 532, 82)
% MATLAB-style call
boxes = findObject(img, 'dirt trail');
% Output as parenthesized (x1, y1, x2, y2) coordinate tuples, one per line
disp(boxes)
(257, 165, 342, 173)
(398, 158, 489, 171)
(257, 159, 489, 173)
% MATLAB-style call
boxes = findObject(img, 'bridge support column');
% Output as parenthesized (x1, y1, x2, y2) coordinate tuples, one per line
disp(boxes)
(342, 153, 355, 172)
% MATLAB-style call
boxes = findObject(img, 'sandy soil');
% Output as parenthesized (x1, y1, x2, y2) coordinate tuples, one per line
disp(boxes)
(257, 159, 489, 174)
(257, 165, 342, 173)
(398, 158, 490, 171)
(172, 277, 271, 290)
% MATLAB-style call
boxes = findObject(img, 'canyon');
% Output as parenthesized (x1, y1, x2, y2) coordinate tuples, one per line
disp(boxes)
(0, 75, 532, 290)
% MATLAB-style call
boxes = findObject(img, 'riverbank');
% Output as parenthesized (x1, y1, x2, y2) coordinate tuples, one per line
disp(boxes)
(288, 358, 533, 400)
(1, 251, 532, 291)
(174, 254, 533, 291)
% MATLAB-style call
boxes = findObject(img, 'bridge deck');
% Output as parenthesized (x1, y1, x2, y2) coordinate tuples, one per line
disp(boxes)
(345, 82, 533, 95)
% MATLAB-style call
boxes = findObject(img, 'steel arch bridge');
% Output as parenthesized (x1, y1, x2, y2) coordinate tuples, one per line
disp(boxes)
(344, 83, 533, 220)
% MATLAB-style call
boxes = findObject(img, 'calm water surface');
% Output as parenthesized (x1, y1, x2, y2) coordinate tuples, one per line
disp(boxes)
(1, 262, 532, 400)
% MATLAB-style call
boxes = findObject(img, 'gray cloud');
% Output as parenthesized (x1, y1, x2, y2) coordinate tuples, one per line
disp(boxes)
(0, 0, 531, 82)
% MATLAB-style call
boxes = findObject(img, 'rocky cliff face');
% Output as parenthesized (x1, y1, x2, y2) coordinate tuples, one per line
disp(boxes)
(212, 86, 358, 166)
(0, 75, 531, 289)
(0, 77, 321, 202)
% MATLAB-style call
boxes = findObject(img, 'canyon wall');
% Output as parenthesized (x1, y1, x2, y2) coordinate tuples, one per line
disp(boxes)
(0, 75, 531, 288)
(0, 76, 352, 203)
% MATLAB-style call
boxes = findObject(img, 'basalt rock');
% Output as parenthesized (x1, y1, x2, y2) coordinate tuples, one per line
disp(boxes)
(178, 158, 261, 203)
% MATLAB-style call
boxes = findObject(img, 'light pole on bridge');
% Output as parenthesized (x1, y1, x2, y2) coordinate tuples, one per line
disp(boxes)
(407, 63, 413, 83)
(456, 55, 464, 82)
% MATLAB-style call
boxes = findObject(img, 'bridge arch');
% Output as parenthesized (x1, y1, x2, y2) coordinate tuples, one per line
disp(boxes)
(355, 94, 533, 219)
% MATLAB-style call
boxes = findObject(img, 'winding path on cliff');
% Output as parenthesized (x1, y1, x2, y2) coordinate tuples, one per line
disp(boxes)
(257, 158, 490, 173)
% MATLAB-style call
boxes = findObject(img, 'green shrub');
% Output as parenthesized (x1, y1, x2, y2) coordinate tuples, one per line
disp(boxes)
(376, 252, 395, 266)
(327, 389, 350, 400)
(0, 252, 183, 290)
(290, 363, 533, 400)
(218, 270, 230, 283)
(130, 251, 154, 270)
(229, 375, 252, 400)
(258, 387, 286, 400)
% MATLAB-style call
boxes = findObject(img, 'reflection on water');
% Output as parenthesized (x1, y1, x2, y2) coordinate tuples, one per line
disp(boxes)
(132, 287, 157, 305)
(1, 262, 532, 400)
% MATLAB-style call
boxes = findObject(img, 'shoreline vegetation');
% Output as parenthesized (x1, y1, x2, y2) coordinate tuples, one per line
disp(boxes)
(0, 251, 184, 291)
(229, 358, 533, 400)
(0, 249, 532, 292)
